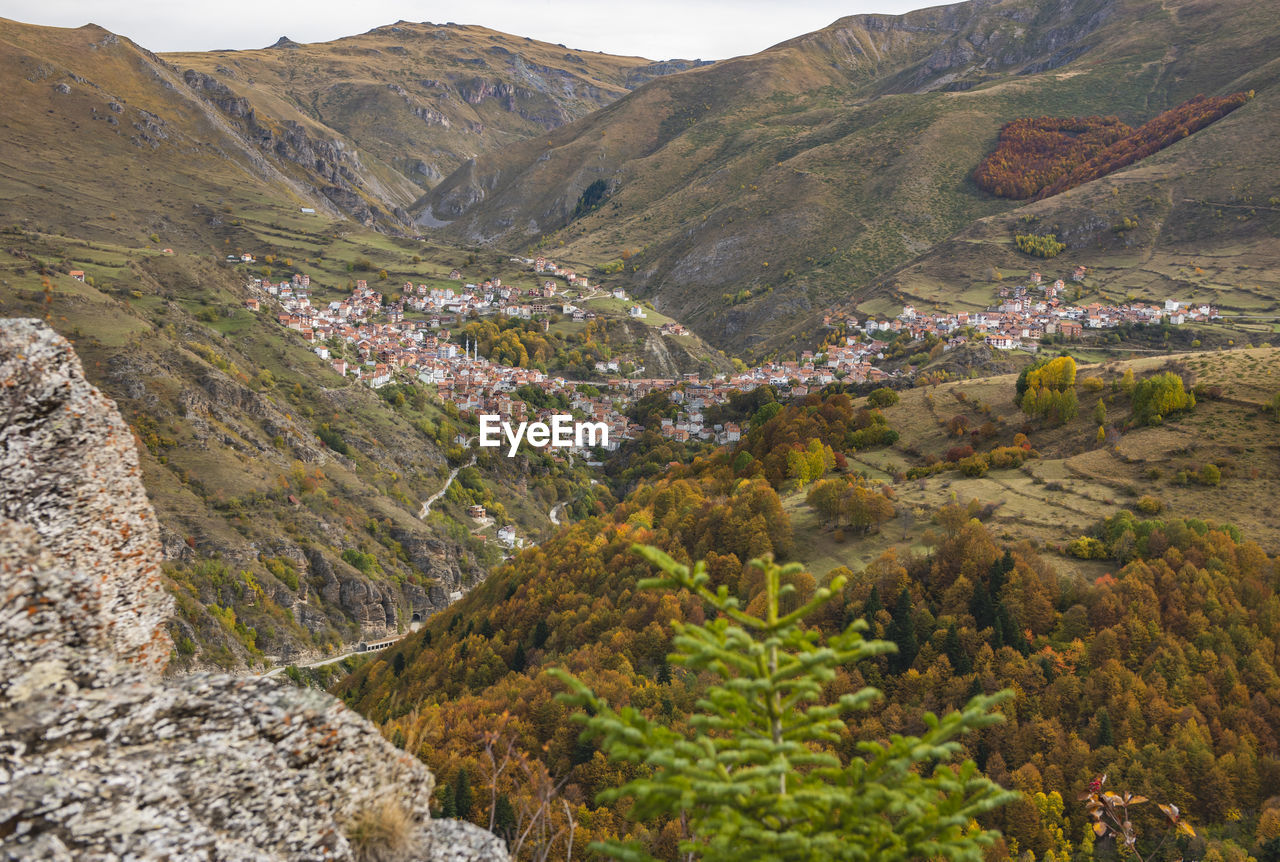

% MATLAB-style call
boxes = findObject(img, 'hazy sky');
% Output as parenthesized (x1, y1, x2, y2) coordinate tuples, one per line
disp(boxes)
(0, 1, 934, 59)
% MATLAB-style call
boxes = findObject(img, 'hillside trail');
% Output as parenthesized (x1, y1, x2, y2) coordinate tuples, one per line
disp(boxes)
(419, 436, 478, 518)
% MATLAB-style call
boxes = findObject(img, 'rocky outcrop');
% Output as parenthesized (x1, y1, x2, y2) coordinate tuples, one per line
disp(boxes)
(623, 59, 714, 90)
(182, 69, 397, 229)
(0, 319, 170, 673)
(0, 320, 507, 862)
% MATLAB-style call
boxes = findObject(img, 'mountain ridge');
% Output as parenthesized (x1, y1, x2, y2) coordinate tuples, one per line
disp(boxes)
(411, 0, 1280, 354)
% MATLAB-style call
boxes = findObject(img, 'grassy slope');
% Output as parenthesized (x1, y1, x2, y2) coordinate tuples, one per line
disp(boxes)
(416, 0, 1280, 356)
(785, 347, 1280, 586)
(853, 82, 1280, 324)
(0, 208, 608, 670)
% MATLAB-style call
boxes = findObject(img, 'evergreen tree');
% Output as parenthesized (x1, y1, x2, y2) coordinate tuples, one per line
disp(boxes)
(437, 783, 457, 819)
(1097, 709, 1115, 747)
(996, 602, 1029, 655)
(989, 551, 1013, 598)
(944, 622, 971, 674)
(511, 642, 527, 673)
(552, 547, 1013, 862)
(454, 767, 473, 820)
(971, 582, 996, 632)
(492, 793, 517, 844)
(532, 618, 550, 649)
(863, 585, 883, 620)
(887, 587, 919, 673)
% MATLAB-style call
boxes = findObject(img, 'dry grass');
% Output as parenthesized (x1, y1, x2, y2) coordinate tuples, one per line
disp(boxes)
(346, 798, 416, 862)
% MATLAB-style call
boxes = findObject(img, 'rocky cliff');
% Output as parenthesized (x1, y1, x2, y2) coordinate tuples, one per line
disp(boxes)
(0, 319, 507, 861)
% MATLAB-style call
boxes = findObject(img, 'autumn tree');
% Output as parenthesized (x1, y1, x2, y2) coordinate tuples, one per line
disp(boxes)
(1130, 371, 1195, 426)
(551, 546, 1014, 862)
(1020, 355, 1079, 425)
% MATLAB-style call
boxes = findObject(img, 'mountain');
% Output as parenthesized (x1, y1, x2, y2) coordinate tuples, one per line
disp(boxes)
(0, 16, 708, 672)
(0, 17, 700, 239)
(0, 15, 410, 238)
(854, 82, 1280, 324)
(167, 22, 708, 199)
(413, 0, 1280, 354)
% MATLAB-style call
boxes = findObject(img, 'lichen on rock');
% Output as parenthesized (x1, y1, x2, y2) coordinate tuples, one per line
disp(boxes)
(0, 320, 507, 862)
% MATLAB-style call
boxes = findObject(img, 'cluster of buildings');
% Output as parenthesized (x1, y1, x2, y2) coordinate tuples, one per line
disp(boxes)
(246, 271, 649, 454)
(829, 268, 1220, 354)
(255, 261, 1226, 456)
(658, 410, 742, 445)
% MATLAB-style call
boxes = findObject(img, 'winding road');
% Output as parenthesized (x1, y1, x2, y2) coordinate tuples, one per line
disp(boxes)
(419, 436, 478, 519)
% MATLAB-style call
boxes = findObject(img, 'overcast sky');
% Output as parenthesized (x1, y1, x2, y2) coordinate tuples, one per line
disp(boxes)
(0, 1, 934, 59)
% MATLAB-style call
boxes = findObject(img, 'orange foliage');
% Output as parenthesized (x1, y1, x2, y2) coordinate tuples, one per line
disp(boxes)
(975, 93, 1250, 200)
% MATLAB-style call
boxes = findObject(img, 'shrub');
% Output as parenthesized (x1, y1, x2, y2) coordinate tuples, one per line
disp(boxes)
(551, 547, 1014, 862)
(905, 462, 953, 480)
(867, 387, 899, 408)
(1131, 372, 1195, 426)
(315, 424, 351, 456)
(263, 557, 300, 590)
(1066, 536, 1109, 559)
(341, 549, 379, 574)
(1199, 463, 1221, 486)
(1080, 376, 1104, 392)
(987, 445, 1038, 469)
(958, 454, 990, 477)
(945, 444, 975, 463)
(1135, 495, 1164, 515)
(1014, 233, 1066, 258)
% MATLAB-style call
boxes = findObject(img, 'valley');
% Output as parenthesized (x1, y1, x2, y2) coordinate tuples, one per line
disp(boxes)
(2, 2, 1280, 861)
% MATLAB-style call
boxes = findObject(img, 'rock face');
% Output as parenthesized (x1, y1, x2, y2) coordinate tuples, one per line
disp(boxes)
(0, 320, 507, 862)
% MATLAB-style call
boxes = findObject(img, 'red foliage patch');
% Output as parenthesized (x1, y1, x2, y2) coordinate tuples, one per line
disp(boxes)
(975, 92, 1251, 201)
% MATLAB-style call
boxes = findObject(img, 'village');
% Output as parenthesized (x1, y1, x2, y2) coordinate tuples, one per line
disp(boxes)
(247, 258, 1221, 459)
(245, 255, 897, 454)
(832, 266, 1221, 351)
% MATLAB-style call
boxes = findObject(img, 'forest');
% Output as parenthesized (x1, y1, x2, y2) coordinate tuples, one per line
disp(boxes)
(338, 386, 1280, 862)
(975, 92, 1252, 200)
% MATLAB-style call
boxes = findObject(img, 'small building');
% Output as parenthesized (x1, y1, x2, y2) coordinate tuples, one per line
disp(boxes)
(68, 270, 85, 282)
